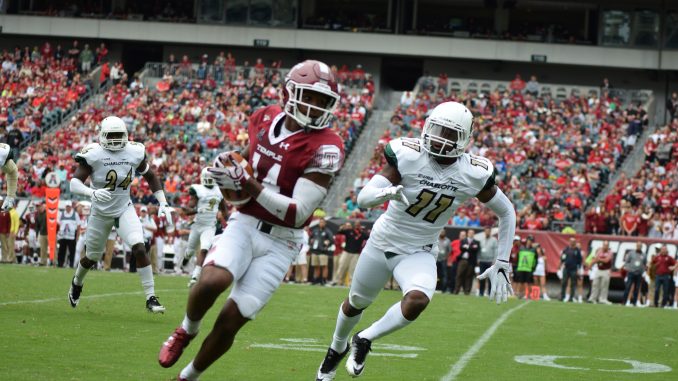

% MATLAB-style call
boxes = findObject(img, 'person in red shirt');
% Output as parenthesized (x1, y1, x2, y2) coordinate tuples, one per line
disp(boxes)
(621, 209, 639, 236)
(509, 74, 526, 92)
(588, 241, 613, 304)
(604, 192, 622, 211)
(651, 246, 677, 307)
(445, 230, 465, 293)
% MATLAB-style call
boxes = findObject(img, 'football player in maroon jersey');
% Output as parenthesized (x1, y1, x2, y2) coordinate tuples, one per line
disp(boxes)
(159, 60, 345, 381)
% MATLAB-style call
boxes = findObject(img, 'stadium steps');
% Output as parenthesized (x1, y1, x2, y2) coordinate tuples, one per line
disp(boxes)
(321, 88, 400, 215)
(587, 122, 657, 212)
(576, 99, 658, 231)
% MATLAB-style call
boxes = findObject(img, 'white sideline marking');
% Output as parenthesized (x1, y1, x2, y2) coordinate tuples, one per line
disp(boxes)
(0, 289, 183, 307)
(251, 343, 419, 358)
(252, 338, 426, 359)
(441, 302, 529, 381)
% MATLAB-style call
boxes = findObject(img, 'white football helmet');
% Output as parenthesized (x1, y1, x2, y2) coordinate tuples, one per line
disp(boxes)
(98, 116, 128, 151)
(421, 101, 473, 158)
(200, 167, 215, 187)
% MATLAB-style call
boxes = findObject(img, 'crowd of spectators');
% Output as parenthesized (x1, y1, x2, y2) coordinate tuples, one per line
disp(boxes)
(0, 40, 111, 162)
(341, 73, 647, 232)
(10, 54, 373, 216)
(586, 120, 678, 239)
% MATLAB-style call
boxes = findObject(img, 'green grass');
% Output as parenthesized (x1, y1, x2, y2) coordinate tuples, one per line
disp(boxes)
(1, 265, 676, 381)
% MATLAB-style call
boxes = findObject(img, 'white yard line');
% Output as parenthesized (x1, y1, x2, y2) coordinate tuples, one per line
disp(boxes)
(0, 289, 183, 307)
(441, 301, 529, 381)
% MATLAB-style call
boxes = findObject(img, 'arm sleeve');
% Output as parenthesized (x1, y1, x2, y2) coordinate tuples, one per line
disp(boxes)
(356, 174, 392, 208)
(2, 159, 18, 198)
(70, 178, 94, 198)
(482, 187, 516, 262)
(255, 177, 327, 227)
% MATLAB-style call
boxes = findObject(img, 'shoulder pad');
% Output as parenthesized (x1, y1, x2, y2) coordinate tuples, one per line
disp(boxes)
(0, 143, 10, 166)
(306, 143, 344, 175)
(74, 143, 101, 166)
(126, 141, 146, 165)
(462, 154, 496, 192)
(385, 138, 423, 169)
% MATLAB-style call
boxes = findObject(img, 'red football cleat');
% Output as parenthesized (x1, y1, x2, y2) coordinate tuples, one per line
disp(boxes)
(176, 375, 188, 381)
(159, 327, 196, 368)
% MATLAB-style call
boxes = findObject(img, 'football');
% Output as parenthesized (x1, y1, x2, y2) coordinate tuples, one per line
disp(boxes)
(215, 151, 254, 207)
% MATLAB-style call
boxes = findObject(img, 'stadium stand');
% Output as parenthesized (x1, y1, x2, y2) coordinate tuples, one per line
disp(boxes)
(587, 121, 678, 238)
(11, 57, 373, 211)
(341, 75, 653, 231)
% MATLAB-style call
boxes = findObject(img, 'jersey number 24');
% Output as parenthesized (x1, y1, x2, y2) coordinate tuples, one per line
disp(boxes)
(104, 168, 133, 191)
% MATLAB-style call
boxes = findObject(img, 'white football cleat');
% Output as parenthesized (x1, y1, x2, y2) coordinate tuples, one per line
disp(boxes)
(346, 333, 372, 377)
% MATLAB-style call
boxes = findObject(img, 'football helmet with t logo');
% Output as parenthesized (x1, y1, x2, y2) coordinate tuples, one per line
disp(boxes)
(283, 60, 340, 130)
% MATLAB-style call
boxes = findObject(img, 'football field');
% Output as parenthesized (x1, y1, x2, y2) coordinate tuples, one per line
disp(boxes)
(1, 265, 676, 381)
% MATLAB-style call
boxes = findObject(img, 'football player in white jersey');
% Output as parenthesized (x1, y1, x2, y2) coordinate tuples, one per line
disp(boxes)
(67, 116, 173, 313)
(316, 102, 517, 380)
(0, 142, 19, 211)
(183, 168, 226, 287)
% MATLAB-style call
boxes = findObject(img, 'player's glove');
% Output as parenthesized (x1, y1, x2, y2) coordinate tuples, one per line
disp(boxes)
(1, 196, 15, 211)
(477, 259, 514, 304)
(91, 189, 112, 203)
(375, 185, 410, 206)
(208, 153, 251, 190)
(158, 203, 173, 227)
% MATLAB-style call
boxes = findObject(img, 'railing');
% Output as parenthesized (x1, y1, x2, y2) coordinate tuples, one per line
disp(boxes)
(142, 62, 290, 83)
(415, 77, 653, 109)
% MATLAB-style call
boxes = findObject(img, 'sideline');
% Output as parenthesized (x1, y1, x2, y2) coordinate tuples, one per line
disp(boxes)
(0, 289, 184, 307)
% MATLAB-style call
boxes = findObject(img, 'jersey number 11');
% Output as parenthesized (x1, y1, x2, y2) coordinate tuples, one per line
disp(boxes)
(405, 189, 455, 223)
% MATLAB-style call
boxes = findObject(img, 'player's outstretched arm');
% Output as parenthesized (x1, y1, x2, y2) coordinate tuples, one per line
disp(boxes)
(477, 184, 517, 304)
(1, 159, 18, 210)
(356, 163, 409, 208)
(138, 159, 173, 226)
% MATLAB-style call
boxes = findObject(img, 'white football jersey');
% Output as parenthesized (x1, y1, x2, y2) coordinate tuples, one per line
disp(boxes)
(369, 137, 495, 256)
(190, 184, 223, 225)
(0, 143, 11, 167)
(75, 142, 146, 217)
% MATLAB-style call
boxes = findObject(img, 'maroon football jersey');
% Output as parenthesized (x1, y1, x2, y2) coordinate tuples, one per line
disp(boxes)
(239, 105, 344, 228)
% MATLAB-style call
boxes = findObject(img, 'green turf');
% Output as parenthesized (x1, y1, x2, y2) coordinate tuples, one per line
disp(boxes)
(1, 265, 676, 381)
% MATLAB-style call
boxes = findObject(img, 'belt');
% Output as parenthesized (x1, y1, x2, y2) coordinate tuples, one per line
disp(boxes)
(256, 220, 274, 234)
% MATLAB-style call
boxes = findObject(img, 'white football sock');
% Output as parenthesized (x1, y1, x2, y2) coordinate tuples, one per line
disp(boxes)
(137, 265, 155, 300)
(179, 361, 202, 381)
(73, 263, 90, 286)
(181, 314, 201, 335)
(359, 302, 411, 342)
(191, 265, 202, 280)
(330, 304, 362, 353)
